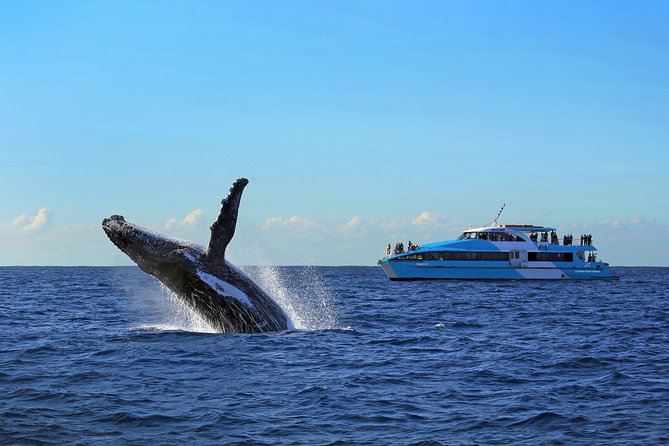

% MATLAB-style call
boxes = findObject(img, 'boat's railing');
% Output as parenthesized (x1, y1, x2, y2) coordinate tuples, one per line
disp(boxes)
(531, 240, 594, 247)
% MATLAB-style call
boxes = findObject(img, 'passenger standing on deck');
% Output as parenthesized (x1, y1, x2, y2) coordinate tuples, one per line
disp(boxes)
(386, 244, 392, 258)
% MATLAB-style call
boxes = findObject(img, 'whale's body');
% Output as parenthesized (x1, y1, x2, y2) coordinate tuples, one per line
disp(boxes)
(102, 178, 289, 333)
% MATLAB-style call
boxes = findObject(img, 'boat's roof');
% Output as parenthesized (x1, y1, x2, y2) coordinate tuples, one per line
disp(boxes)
(465, 224, 556, 233)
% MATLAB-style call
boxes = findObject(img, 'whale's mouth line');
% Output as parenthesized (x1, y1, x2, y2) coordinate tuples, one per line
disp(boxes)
(102, 215, 127, 234)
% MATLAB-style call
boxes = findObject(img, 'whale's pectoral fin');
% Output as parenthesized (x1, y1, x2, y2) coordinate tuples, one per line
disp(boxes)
(205, 178, 249, 266)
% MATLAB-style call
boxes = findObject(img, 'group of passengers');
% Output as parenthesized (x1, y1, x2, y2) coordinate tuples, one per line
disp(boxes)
(528, 232, 594, 247)
(387, 241, 420, 257)
(530, 232, 554, 243)
(581, 234, 593, 246)
(587, 252, 598, 262)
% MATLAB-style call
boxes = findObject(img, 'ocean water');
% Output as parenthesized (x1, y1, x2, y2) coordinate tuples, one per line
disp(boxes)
(1, 266, 668, 445)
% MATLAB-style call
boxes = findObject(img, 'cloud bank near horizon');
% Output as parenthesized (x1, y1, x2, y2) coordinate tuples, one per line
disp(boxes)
(0, 210, 667, 266)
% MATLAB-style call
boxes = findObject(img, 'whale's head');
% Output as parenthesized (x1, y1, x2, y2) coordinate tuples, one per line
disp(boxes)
(102, 215, 204, 275)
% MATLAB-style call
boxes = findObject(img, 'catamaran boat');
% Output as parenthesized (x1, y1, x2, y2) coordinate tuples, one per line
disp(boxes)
(378, 223, 616, 280)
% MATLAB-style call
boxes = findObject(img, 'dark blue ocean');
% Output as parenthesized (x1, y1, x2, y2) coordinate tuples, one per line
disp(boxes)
(1, 266, 668, 445)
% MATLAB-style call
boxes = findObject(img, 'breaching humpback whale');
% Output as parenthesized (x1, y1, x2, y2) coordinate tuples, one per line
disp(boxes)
(102, 178, 289, 333)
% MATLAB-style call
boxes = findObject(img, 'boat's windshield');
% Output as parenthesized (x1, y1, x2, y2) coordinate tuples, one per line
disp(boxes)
(458, 231, 526, 242)
(458, 232, 476, 240)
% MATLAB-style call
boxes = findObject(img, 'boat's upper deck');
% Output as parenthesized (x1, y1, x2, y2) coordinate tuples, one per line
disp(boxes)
(401, 224, 597, 254)
(464, 224, 556, 233)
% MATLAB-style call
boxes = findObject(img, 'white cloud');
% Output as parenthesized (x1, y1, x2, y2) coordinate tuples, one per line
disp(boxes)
(410, 211, 458, 235)
(262, 215, 321, 232)
(411, 211, 439, 226)
(333, 211, 457, 237)
(337, 216, 363, 233)
(627, 216, 657, 226)
(11, 214, 28, 227)
(12, 208, 49, 232)
(583, 219, 621, 229)
(165, 209, 206, 229)
(335, 215, 404, 236)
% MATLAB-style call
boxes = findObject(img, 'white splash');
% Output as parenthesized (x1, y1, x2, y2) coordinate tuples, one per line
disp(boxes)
(134, 324, 203, 332)
(241, 263, 339, 331)
(153, 284, 216, 333)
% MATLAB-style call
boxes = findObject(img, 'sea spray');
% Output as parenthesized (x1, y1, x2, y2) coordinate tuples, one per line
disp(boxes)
(150, 284, 216, 333)
(233, 241, 340, 330)
(242, 265, 339, 330)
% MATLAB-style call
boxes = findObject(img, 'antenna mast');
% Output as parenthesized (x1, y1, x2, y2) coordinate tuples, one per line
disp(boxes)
(490, 203, 505, 226)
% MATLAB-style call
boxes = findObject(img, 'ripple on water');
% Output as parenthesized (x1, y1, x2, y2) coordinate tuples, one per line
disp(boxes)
(0, 266, 668, 444)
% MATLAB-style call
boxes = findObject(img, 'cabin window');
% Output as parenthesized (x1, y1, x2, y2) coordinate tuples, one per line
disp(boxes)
(458, 232, 473, 240)
(527, 252, 574, 262)
(489, 232, 525, 242)
(397, 254, 423, 260)
(396, 251, 510, 261)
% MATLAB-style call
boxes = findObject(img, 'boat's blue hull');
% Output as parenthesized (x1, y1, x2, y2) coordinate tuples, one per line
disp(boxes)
(378, 259, 616, 280)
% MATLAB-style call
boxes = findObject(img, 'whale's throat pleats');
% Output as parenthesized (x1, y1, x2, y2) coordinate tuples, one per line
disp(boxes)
(205, 178, 249, 267)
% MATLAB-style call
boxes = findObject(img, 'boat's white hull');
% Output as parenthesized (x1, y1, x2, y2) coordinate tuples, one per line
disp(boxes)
(378, 260, 616, 280)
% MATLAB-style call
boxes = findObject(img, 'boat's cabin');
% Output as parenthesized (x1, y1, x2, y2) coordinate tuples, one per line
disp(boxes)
(457, 225, 554, 242)
(386, 224, 597, 259)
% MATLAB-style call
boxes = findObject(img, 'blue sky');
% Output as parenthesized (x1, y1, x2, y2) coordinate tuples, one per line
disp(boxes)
(1, 1, 668, 266)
